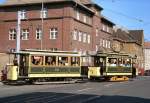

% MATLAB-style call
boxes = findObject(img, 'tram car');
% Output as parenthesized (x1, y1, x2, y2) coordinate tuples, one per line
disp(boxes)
(88, 52, 135, 81)
(1, 50, 89, 84)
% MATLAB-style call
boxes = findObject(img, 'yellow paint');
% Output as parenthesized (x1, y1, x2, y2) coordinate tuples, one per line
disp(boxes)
(106, 73, 132, 76)
(7, 65, 18, 80)
(110, 76, 129, 81)
(88, 67, 100, 79)
(28, 74, 81, 78)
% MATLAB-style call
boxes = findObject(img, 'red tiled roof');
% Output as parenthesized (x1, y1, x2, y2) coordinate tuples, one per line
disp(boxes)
(113, 28, 144, 45)
(144, 42, 150, 49)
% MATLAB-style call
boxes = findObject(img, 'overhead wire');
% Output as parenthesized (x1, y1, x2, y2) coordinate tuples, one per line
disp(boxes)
(99, 0, 150, 27)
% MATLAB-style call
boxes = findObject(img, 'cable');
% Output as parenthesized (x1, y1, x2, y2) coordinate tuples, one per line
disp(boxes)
(98, 1, 150, 27)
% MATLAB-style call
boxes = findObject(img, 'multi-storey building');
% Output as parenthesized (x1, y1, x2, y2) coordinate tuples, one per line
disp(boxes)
(0, 0, 145, 77)
(144, 42, 150, 71)
(0, 0, 115, 73)
(113, 28, 144, 75)
(97, 16, 114, 53)
(0, 0, 115, 53)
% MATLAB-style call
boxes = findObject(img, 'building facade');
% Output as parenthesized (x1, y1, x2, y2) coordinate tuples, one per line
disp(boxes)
(113, 28, 144, 75)
(144, 42, 150, 71)
(0, 0, 115, 54)
(0, 0, 145, 75)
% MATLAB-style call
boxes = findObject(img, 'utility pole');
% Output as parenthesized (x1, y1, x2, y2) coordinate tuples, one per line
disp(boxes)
(16, 11, 21, 53)
(41, 1, 44, 50)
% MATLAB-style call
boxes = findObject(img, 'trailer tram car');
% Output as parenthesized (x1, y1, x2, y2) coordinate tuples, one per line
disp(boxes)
(88, 52, 134, 81)
(2, 50, 88, 84)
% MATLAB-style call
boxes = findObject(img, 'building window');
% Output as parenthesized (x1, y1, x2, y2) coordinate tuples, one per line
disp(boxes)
(100, 39, 103, 47)
(96, 45, 98, 51)
(96, 28, 98, 36)
(83, 15, 87, 23)
(9, 29, 16, 40)
(50, 48, 57, 51)
(108, 41, 111, 48)
(102, 24, 105, 31)
(105, 40, 108, 48)
(50, 28, 58, 39)
(103, 40, 105, 47)
(21, 29, 29, 40)
(95, 11, 98, 15)
(107, 27, 109, 33)
(40, 8, 48, 18)
(78, 31, 82, 42)
(87, 35, 90, 44)
(73, 30, 77, 40)
(20, 10, 27, 19)
(36, 28, 42, 40)
(76, 10, 80, 20)
(83, 33, 87, 43)
(89, 17, 92, 25)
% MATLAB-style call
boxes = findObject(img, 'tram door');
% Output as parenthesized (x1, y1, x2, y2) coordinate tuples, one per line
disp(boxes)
(94, 56, 100, 67)
(94, 56, 106, 75)
(19, 54, 29, 76)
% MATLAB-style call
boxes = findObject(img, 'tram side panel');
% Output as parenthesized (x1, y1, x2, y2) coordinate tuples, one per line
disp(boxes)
(6, 65, 18, 81)
(2, 51, 89, 83)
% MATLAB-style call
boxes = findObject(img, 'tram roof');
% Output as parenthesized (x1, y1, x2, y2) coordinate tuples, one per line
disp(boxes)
(10, 49, 82, 56)
(96, 52, 132, 58)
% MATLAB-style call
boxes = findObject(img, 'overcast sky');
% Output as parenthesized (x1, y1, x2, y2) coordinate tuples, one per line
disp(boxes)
(0, 0, 150, 41)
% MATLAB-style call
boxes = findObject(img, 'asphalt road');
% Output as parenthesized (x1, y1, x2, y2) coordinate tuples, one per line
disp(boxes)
(0, 76, 150, 103)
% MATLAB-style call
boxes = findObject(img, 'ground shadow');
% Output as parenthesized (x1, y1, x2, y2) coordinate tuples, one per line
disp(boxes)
(0, 92, 149, 103)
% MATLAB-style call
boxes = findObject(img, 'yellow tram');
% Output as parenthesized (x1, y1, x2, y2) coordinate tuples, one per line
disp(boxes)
(2, 50, 137, 84)
(88, 52, 136, 81)
(2, 50, 88, 84)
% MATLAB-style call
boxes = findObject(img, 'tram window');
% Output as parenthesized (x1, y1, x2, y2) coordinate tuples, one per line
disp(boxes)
(20, 55, 27, 66)
(58, 57, 69, 66)
(118, 59, 124, 67)
(45, 56, 56, 66)
(99, 58, 104, 67)
(108, 58, 117, 66)
(71, 57, 80, 66)
(13, 57, 18, 66)
(124, 59, 131, 67)
(94, 57, 100, 66)
(31, 56, 43, 65)
(118, 61, 124, 66)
